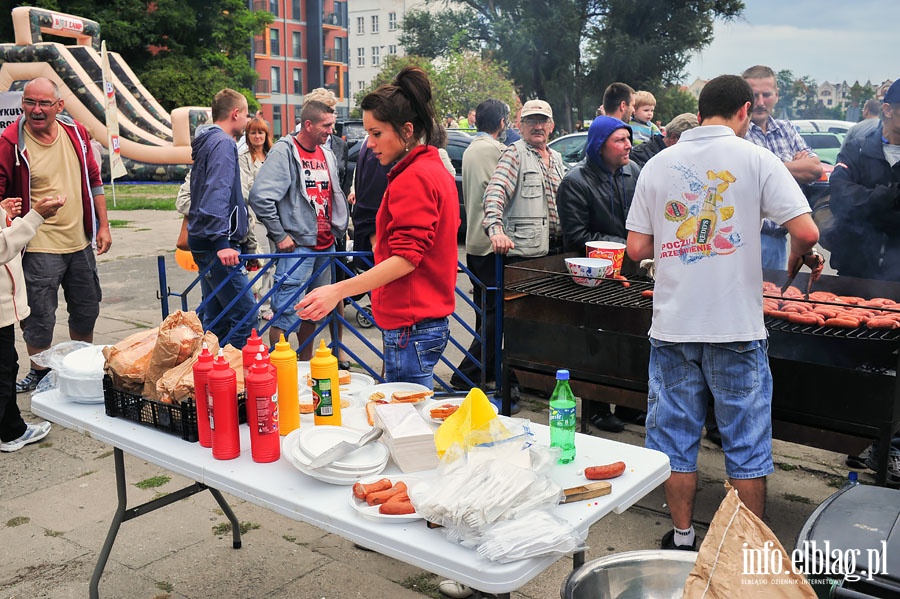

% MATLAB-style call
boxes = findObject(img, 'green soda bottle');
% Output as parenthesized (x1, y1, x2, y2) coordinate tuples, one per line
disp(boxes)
(549, 369, 577, 464)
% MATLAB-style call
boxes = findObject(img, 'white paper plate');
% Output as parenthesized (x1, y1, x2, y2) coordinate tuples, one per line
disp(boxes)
(295, 425, 389, 471)
(418, 397, 498, 425)
(298, 388, 360, 414)
(281, 429, 387, 485)
(359, 382, 433, 404)
(340, 407, 372, 432)
(348, 475, 423, 524)
(299, 371, 375, 400)
(69, 394, 105, 405)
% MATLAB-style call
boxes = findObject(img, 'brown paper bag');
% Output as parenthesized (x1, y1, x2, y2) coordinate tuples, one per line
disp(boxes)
(142, 311, 203, 399)
(683, 482, 816, 598)
(156, 332, 219, 404)
(103, 328, 159, 393)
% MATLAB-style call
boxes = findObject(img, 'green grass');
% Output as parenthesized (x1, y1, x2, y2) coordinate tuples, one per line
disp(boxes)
(135, 475, 171, 490)
(212, 521, 260, 536)
(104, 183, 179, 210)
(108, 220, 131, 228)
(6, 516, 30, 527)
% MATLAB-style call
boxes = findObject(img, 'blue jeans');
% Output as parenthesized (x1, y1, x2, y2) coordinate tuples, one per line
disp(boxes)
(761, 230, 788, 271)
(645, 338, 774, 479)
(191, 247, 256, 348)
(382, 318, 450, 389)
(270, 246, 333, 332)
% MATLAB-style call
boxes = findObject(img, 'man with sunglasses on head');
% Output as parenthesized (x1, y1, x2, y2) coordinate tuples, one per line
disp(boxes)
(0, 77, 110, 393)
(743, 65, 822, 271)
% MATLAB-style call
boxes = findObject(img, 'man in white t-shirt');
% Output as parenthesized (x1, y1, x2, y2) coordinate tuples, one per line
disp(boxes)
(625, 75, 822, 551)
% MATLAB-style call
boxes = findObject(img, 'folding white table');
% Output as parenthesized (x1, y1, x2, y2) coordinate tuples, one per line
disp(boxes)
(32, 389, 669, 599)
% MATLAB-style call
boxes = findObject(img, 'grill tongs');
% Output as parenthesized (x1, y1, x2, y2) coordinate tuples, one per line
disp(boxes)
(780, 249, 826, 298)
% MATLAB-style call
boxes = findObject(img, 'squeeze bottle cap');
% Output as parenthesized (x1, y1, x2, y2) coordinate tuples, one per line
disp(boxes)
(198, 342, 213, 362)
(315, 339, 332, 357)
(556, 369, 570, 381)
(247, 328, 261, 345)
(275, 333, 291, 352)
(213, 348, 228, 369)
(251, 352, 268, 374)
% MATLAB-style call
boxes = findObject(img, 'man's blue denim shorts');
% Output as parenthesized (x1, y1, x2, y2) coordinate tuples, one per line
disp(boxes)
(644, 338, 774, 479)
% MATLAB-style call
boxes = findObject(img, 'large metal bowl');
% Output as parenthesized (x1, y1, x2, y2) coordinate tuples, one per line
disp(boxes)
(560, 549, 698, 599)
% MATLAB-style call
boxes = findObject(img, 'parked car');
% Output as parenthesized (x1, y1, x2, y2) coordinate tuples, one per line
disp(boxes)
(334, 119, 366, 145)
(799, 132, 844, 165)
(344, 131, 472, 238)
(790, 119, 855, 135)
(549, 132, 588, 168)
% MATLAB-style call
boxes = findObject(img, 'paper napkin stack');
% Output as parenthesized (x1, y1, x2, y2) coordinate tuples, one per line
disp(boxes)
(374, 403, 438, 472)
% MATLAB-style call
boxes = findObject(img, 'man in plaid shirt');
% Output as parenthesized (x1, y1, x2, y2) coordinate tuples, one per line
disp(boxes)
(743, 65, 823, 270)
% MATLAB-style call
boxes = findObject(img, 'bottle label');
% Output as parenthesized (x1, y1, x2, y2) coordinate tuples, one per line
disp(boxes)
(312, 378, 333, 417)
(255, 395, 278, 434)
(207, 389, 215, 430)
(550, 406, 576, 429)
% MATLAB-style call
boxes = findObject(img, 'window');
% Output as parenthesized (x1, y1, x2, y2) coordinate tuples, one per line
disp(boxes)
(388, 45, 397, 55)
(388, 12, 397, 31)
(357, 47, 365, 67)
(293, 68, 303, 95)
(371, 46, 380, 67)
(273, 105, 282, 138)
(268, 0, 278, 17)
(271, 66, 281, 93)
(357, 16, 364, 34)
(292, 0, 301, 20)
(358, 80, 365, 91)
(371, 15, 379, 33)
(269, 28, 280, 56)
(292, 32, 302, 58)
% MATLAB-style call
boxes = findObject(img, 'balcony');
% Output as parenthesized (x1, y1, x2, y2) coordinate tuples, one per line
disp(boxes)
(253, 38, 266, 56)
(323, 12, 346, 27)
(324, 48, 348, 63)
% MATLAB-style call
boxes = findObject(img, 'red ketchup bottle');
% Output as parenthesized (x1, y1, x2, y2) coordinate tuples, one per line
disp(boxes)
(192, 343, 214, 448)
(245, 352, 280, 463)
(207, 349, 240, 460)
(242, 328, 264, 381)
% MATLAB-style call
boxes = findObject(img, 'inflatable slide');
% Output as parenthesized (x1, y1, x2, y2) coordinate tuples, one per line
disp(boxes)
(0, 7, 210, 180)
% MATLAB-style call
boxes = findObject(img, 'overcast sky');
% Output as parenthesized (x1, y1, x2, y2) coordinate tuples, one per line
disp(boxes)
(685, 0, 895, 86)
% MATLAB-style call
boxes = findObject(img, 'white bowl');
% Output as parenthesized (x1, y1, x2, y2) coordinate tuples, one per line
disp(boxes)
(565, 257, 613, 287)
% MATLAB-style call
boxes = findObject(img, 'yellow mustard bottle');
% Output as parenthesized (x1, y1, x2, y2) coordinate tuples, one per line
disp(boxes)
(310, 339, 342, 427)
(270, 333, 300, 435)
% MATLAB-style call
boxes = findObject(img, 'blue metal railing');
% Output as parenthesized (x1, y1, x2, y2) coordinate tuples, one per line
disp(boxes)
(157, 251, 502, 397)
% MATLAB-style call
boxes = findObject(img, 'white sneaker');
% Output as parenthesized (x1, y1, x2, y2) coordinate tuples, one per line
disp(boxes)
(1, 421, 51, 452)
(438, 580, 474, 599)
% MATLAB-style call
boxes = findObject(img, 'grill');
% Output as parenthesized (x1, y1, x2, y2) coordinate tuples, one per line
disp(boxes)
(502, 254, 900, 486)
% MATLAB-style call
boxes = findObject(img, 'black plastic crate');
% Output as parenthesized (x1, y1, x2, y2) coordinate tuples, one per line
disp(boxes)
(103, 376, 200, 442)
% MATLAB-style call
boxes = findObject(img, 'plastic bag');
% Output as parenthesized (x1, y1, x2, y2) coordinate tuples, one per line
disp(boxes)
(30, 341, 94, 370)
(474, 511, 587, 563)
(434, 387, 517, 459)
(409, 443, 564, 544)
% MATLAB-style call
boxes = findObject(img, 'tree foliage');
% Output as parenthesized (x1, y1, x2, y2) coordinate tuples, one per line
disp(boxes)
(655, 87, 698, 126)
(3, 0, 271, 110)
(402, 1, 744, 131)
(353, 53, 518, 123)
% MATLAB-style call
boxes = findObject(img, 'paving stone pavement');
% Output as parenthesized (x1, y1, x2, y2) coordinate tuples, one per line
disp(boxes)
(1, 210, 861, 599)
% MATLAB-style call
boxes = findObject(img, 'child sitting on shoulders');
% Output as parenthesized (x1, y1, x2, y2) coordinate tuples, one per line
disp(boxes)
(629, 91, 662, 144)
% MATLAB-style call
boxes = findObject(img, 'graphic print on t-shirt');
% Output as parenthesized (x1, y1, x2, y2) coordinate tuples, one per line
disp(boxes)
(659, 168, 742, 265)
(294, 141, 335, 250)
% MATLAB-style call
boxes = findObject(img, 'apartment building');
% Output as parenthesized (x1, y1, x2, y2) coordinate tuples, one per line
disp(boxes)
(348, 0, 431, 111)
(249, 0, 350, 136)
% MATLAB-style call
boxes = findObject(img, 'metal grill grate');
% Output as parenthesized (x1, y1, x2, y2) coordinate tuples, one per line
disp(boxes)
(764, 316, 900, 341)
(506, 271, 654, 309)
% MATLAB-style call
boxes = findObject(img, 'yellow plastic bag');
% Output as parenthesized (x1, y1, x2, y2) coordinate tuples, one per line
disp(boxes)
(434, 388, 512, 458)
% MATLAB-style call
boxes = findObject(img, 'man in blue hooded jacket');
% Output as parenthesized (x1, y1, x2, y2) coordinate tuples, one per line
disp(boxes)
(188, 88, 254, 347)
(557, 115, 642, 432)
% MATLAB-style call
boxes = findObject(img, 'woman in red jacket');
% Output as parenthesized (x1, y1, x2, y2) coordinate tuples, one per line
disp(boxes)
(296, 67, 459, 388)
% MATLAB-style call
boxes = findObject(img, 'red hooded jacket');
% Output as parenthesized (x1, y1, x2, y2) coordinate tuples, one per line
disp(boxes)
(0, 115, 104, 243)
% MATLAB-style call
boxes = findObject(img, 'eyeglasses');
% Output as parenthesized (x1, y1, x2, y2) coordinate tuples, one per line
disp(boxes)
(22, 98, 60, 108)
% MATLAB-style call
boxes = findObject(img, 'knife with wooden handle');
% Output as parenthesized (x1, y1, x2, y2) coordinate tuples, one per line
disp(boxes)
(561, 481, 612, 503)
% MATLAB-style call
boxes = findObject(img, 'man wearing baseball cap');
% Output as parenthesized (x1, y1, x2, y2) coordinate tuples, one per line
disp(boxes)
(482, 99, 566, 259)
